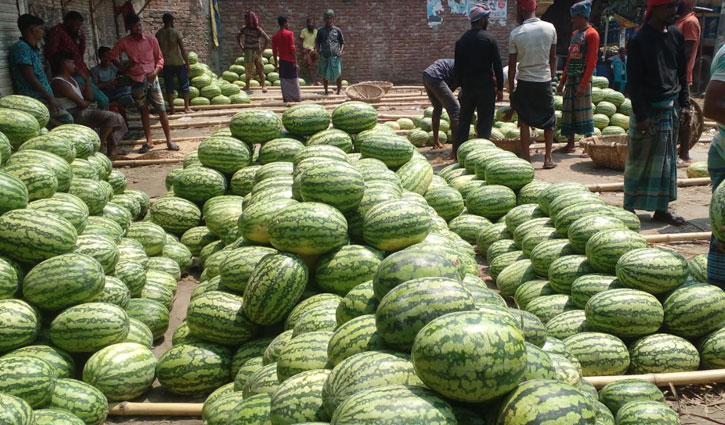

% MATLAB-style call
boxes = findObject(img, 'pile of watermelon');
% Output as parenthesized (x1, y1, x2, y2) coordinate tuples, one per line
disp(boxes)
(179, 51, 252, 107)
(221, 48, 309, 91)
(0, 95, 191, 424)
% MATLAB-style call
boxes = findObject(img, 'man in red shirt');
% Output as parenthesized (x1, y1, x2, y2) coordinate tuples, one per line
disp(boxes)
(272, 16, 301, 103)
(675, 0, 700, 162)
(45, 11, 109, 109)
(109, 14, 177, 153)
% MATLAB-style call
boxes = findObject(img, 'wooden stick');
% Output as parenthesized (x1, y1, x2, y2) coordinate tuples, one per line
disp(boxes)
(119, 136, 204, 146)
(584, 368, 725, 389)
(108, 402, 203, 416)
(643, 232, 711, 243)
(587, 178, 711, 192)
(112, 159, 183, 167)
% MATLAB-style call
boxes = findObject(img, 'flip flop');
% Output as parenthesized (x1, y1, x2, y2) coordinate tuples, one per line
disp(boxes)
(138, 144, 151, 154)
(653, 210, 687, 226)
(543, 163, 557, 169)
(167, 142, 180, 151)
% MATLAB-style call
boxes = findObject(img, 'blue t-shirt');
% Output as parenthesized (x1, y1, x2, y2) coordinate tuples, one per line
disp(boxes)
(9, 39, 52, 99)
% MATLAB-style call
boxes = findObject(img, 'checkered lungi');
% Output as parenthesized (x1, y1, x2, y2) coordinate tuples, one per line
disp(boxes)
(561, 75, 594, 137)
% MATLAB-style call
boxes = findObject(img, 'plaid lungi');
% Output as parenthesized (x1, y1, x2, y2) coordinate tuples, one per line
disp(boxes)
(623, 106, 679, 212)
(318, 54, 342, 82)
(561, 76, 594, 137)
(708, 134, 725, 288)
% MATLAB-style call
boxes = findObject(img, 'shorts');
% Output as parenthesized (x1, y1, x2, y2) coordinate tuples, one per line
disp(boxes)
(162, 65, 190, 94)
(244, 50, 263, 67)
(131, 79, 165, 112)
(422, 72, 460, 121)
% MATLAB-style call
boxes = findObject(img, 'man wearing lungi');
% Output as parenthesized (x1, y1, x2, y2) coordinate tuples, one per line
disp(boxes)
(556, 0, 599, 154)
(704, 43, 725, 286)
(452, 4, 504, 160)
(272, 16, 302, 103)
(315, 10, 345, 95)
(624, 0, 690, 225)
(422, 59, 460, 150)
(509, 0, 558, 169)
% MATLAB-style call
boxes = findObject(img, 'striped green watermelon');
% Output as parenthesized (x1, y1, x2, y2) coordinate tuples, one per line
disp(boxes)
(497, 379, 596, 425)
(49, 302, 129, 353)
(521, 227, 561, 256)
(2, 345, 74, 379)
(570, 274, 620, 308)
(208, 392, 271, 425)
(373, 246, 461, 301)
(307, 129, 354, 153)
(615, 248, 689, 294)
(230, 165, 262, 196)
(283, 104, 331, 136)
(604, 206, 642, 232)
(3, 162, 57, 201)
(268, 202, 347, 255)
(456, 139, 495, 164)
(150, 196, 202, 235)
(548, 192, 605, 220)
(514, 279, 555, 309)
(68, 178, 107, 215)
(293, 305, 339, 337)
(328, 314, 386, 366)
(505, 204, 547, 233)
(425, 186, 464, 221)
(542, 337, 568, 356)
(230, 109, 282, 143)
(700, 327, 725, 369)
(125, 222, 167, 257)
(564, 332, 630, 376)
(157, 342, 232, 396)
(321, 351, 425, 416)
(173, 167, 227, 204)
(585, 288, 663, 338)
(51, 124, 100, 157)
(549, 353, 582, 387)
(586, 229, 648, 274)
(0, 95, 49, 128)
(276, 331, 332, 382)
(467, 185, 517, 219)
(161, 241, 193, 274)
(359, 135, 414, 167)
(108, 195, 140, 221)
(71, 158, 99, 180)
(548, 255, 594, 294)
(331, 384, 457, 425)
(0, 172, 29, 215)
(629, 333, 700, 373)
(112, 261, 146, 297)
(411, 311, 526, 403)
(489, 250, 525, 281)
(448, 215, 492, 245)
(187, 291, 257, 345)
(125, 298, 169, 340)
(331, 102, 377, 134)
(116, 238, 149, 269)
(22, 253, 104, 310)
(615, 401, 680, 425)
(0, 108, 39, 148)
(294, 145, 349, 166)
(538, 182, 589, 216)
(545, 310, 589, 340)
(32, 409, 84, 425)
(125, 317, 154, 348)
(476, 222, 513, 253)
(47, 378, 107, 425)
(509, 308, 547, 347)
(598, 379, 665, 415)
(235, 357, 264, 390)
(468, 149, 515, 176)
(396, 159, 433, 195)
(197, 136, 251, 174)
(663, 284, 725, 338)
(180, 226, 218, 256)
(554, 203, 613, 237)
(243, 362, 280, 398)
(522, 343, 558, 380)
(7, 150, 73, 191)
(271, 369, 331, 424)
(107, 170, 127, 194)
(464, 274, 507, 308)
(525, 294, 577, 324)
(202, 382, 235, 419)
(517, 180, 552, 205)
(485, 158, 535, 190)
(0, 356, 56, 407)
(315, 245, 382, 295)
(0, 299, 38, 352)
(239, 198, 298, 244)
(243, 253, 308, 325)
(336, 280, 379, 325)
(567, 215, 626, 254)
(0, 256, 18, 299)
(299, 161, 364, 213)
(0, 393, 33, 425)
(29, 198, 88, 234)
(286, 294, 343, 331)
(688, 253, 707, 283)
(141, 280, 174, 309)
(363, 200, 432, 251)
(263, 331, 293, 366)
(0, 208, 77, 265)
(149, 258, 181, 282)
(101, 202, 131, 232)
(497, 259, 538, 296)
(218, 247, 276, 293)
(259, 138, 306, 164)
(230, 338, 274, 376)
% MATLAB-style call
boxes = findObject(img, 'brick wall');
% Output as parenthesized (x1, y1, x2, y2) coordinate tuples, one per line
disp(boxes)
(139, 0, 212, 64)
(215, 0, 519, 84)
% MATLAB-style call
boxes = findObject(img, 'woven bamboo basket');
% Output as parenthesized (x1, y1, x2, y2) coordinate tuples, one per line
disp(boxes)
(346, 83, 385, 103)
(360, 80, 394, 93)
(582, 135, 629, 170)
(492, 138, 525, 157)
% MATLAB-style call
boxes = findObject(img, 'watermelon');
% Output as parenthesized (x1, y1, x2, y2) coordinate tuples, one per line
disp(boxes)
(570, 274, 621, 308)
(521, 227, 560, 256)
(373, 246, 461, 300)
(150, 196, 202, 235)
(425, 186, 464, 221)
(243, 253, 308, 325)
(173, 166, 227, 204)
(0, 172, 29, 215)
(328, 313, 386, 366)
(586, 229, 648, 274)
(32, 409, 84, 425)
(485, 158, 535, 190)
(700, 327, 725, 369)
(47, 378, 107, 425)
(28, 198, 87, 233)
(505, 204, 547, 233)
(545, 310, 589, 339)
(3, 162, 57, 200)
(0, 356, 56, 407)
(276, 331, 332, 381)
(629, 333, 699, 374)
(548, 255, 594, 294)
(687, 161, 709, 178)
(615, 401, 680, 425)
(207, 392, 271, 425)
(22, 253, 104, 310)
(497, 379, 597, 425)
(538, 182, 589, 215)
(125, 317, 154, 347)
(263, 331, 294, 366)
(230, 338, 274, 376)
(243, 362, 280, 398)
(567, 215, 626, 254)
(315, 245, 382, 295)
(157, 342, 232, 396)
(663, 284, 725, 338)
(362, 200, 431, 251)
(496, 259, 538, 296)
(230, 109, 282, 143)
(294, 145, 349, 166)
(598, 379, 665, 415)
(2, 345, 74, 379)
(0, 108, 39, 148)
(615, 248, 689, 294)
(7, 150, 73, 192)
(321, 351, 425, 416)
(0, 208, 77, 265)
(397, 159, 434, 195)
(197, 136, 251, 174)
(331, 102, 378, 134)
(359, 135, 414, 167)
(125, 298, 169, 340)
(259, 138, 305, 164)
(448, 215, 492, 245)
(187, 291, 257, 345)
(0, 393, 33, 425)
(411, 311, 526, 402)
(0, 95, 50, 128)
(467, 185, 517, 220)
(564, 332, 630, 376)
(282, 104, 330, 136)
(584, 288, 663, 338)
(688, 253, 707, 282)
(514, 279, 555, 309)
(49, 302, 129, 353)
(268, 202, 347, 255)
(299, 161, 364, 213)
(234, 357, 264, 390)
(330, 384, 457, 425)
(71, 158, 99, 180)
(549, 353, 582, 387)
(525, 294, 577, 324)
(270, 369, 330, 424)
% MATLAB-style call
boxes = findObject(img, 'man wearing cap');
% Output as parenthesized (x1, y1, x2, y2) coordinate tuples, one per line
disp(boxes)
(623, 0, 690, 226)
(316, 9, 345, 95)
(556, 0, 599, 154)
(509, 0, 558, 169)
(453, 3, 504, 160)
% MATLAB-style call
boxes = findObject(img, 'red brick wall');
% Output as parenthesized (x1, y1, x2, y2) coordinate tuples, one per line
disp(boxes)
(139, 0, 211, 64)
(215, 0, 519, 84)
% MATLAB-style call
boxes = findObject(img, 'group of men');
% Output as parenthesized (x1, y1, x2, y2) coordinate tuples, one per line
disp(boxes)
(236, 9, 346, 100)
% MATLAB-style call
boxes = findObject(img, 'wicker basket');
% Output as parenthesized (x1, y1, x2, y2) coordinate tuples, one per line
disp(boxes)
(346, 83, 385, 103)
(582, 135, 629, 170)
(360, 80, 394, 93)
(492, 138, 525, 157)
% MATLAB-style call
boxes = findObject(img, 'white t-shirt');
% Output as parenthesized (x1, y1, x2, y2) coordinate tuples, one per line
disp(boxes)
(509, 18, 557, 83)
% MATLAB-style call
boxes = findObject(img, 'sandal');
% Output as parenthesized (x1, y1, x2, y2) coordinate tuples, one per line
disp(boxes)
(653, 210, 687, 226)
(138, 144, 151, 154)
(543, 163, 557, 169)
(167, 142, 180, 151)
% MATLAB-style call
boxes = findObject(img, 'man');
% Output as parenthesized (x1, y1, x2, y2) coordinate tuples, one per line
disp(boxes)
(90, 46, 134, 108)
(623, 0, 690, 225)
(509, 0, 558, 169)
(156, 13, 191, 114)
(300, 18, 319, 86)
(675, 0, 701, 162)
(705, 43, 725, 287)
(556, 0, 599, 154)
(609, 47, 627, 93)
(315, 9, 345, 95)
(45, 11, 109, 109)
(109, 14, 177, 153)
(453, 4, 504, 160)
(422, 59, 459, 150)
(273, 16, 302, 103)
(237, 10, 271, 93)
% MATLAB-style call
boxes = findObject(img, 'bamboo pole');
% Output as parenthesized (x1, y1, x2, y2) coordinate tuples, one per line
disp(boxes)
(584, 369, 725, 388)
(112, 159, 183, 167)
(643, 232, 711, 243)
(587, 178, 711, 192)
(108, 402, 203, 416)
(119, 136, 204, 146)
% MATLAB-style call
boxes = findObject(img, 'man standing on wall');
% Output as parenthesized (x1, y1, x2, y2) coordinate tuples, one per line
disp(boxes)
(452, 4, 504, 160)
(675, 0, 701, 162)
(237, 10, 271, 93)
(300, 18, 319, 86)
(156, 13, 191, 114)
(316, 9, 345, 96)
(110, 14, 177, 153)
(556, 0, 599, 154)
(46, 11, 109, 109)
(422, 59, 460, 150)
(623, 0, 690, 225)
(509, 0, 558, 169)
(273, 16, 302, 103)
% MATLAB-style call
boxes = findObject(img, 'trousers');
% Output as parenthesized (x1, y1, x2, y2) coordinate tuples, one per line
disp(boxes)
(454, 85, 495, 155)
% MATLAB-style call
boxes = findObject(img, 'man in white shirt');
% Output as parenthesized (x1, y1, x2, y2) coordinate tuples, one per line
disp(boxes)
(508, 0, 558, 169)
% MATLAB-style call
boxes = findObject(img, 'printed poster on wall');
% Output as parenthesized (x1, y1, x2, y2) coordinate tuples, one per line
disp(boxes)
(427, 0, 508, 28)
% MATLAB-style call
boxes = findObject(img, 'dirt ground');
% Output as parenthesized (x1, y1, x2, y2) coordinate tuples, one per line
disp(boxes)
(110, 100, 718, 424)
